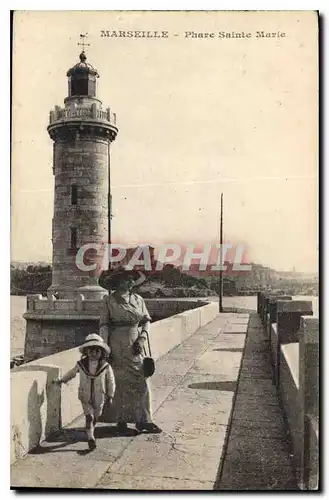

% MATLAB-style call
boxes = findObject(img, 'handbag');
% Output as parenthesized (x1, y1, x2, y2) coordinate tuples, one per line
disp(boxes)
(142, 331, 155, 378)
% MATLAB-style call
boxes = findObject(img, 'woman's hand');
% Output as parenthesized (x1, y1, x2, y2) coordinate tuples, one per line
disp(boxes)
(52, 378, 63, 385)
(132, 340, 143, 355)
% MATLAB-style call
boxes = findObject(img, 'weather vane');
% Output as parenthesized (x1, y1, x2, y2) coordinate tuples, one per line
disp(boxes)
(78, 33, 90, 52)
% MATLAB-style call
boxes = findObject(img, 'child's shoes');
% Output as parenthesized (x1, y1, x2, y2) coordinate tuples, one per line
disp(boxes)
(88, 439, 97, 451)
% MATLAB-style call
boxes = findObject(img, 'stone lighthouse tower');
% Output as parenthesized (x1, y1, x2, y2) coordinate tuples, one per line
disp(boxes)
(23, 44, 118, 359)
(47, 47, 118, 299)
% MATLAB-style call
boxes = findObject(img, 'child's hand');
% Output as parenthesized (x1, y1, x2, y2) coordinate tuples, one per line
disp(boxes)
(52, 378, 62, 385)
(108, 396, 113, 404)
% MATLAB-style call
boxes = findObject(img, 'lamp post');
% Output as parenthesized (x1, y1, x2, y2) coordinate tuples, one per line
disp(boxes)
(219, 193, 224, 313)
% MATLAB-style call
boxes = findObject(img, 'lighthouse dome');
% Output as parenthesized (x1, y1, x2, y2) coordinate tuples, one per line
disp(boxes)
(67, 52, 99, 77)
(66, 52, 99, 98)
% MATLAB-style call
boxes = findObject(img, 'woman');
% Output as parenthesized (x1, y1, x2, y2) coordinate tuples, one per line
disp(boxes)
(98, 267, 162, 434)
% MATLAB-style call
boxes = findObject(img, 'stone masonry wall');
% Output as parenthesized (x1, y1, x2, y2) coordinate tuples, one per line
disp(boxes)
(51, 138, 109, 297)
(24, 318, 97, 359)
(23, 296, 209, 359)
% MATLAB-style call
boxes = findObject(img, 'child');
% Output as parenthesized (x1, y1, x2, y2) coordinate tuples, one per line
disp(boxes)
(53, 333, 115, 450)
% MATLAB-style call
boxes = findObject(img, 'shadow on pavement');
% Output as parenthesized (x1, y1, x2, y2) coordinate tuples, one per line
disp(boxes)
(29, 424, 138, 455)
(213, 347, 244, 352)
(223, 308, 256, 314)
(188, 381, 237, 392)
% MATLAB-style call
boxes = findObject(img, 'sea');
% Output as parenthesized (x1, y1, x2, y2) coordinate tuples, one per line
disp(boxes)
(10, 295, 319, 359)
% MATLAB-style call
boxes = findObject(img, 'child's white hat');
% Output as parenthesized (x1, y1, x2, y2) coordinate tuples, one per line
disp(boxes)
(79, 333, 110, 354)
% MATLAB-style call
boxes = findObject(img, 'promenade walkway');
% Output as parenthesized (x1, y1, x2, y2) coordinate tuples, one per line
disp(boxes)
(11, 311, 297, 490)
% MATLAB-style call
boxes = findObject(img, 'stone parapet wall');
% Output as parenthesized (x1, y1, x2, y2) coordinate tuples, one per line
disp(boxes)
(24, 295, 207, 317)
(49, 104, 116, 125)
(280, 343, 301, 476)
(23, 295, 210, 360)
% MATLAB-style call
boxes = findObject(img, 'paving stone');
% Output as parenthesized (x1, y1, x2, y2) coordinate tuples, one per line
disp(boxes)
(155, 358, 194, 376)
(108, 439, 221, 482)
(151, 359, 193, 391)
(134, 426, 227, 452)
(160, 345, 206, 361)
(188, 367, 241, 381)
(179, 372, 238, 391)
(169, 383, 236, 403)
(155, 393, 225, 414)
(150, 372, 185, 388)
(228, 317, 250, 324)
(203, 314, 231, 327)
(212, 333, 246, 348)
(151, 385, 177, 411)
(39, 423, 135, 462)
(161, 349, 198, 361)
(191, 351, 242, 378)
(11, 452, 111, 488)
(225, 313, 250, 319)
(223, 324, 248, 334)
(157, 418, 231, 437)
(154, 397, 232, 433)
(97, 473, 214, 490)
(196, 325, 228, 339)
(154, 398, 232, 434)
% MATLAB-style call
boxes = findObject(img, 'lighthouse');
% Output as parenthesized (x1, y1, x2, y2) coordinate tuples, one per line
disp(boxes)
(47, 43, 118, 299)
(23, 40, 118, 358)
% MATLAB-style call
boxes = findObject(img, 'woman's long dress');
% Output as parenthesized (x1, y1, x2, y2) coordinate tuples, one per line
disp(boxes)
(99, 292, 153, 424)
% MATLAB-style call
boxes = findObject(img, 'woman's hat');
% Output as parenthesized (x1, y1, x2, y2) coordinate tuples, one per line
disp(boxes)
(79, 333, 110, 355)
(98, 266, 146, 290)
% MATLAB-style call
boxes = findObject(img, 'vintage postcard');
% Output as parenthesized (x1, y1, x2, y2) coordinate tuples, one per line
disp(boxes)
(10, 10, 319, 491)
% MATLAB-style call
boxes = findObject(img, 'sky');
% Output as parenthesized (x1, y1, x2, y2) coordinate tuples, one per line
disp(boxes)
(11, 10, 318, 272)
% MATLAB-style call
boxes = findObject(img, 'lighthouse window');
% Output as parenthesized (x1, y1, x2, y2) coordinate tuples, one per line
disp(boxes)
(70, 228, 77, 249)
(71, 184, 78, 205)
(71, 75, 88, 96)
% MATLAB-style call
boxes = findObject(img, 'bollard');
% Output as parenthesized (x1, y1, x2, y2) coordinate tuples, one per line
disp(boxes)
(261, 292, 270, 325)
(262, 292, 289, 330)
(258, 292, 264, 319)
(298, 316, 319, 490)
(76, 293, 85, 312)
(267, 295, 292, 339)
(272, 300, 313, 388)
(257, 291, 262, 314)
